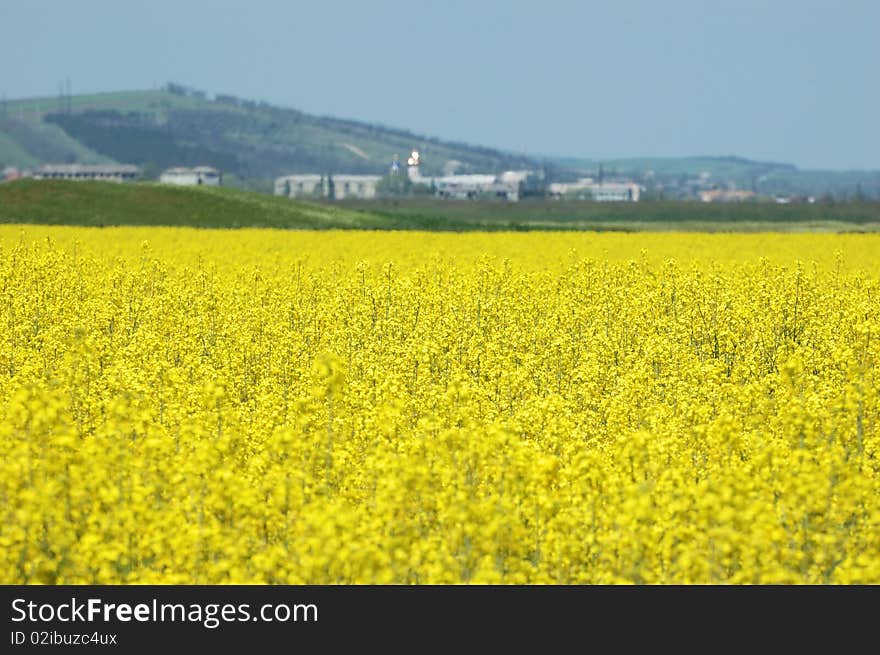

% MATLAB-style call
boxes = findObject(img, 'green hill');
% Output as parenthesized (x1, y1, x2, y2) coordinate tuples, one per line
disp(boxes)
(0, 179, 390, 229)
(0, 87, 536, 187)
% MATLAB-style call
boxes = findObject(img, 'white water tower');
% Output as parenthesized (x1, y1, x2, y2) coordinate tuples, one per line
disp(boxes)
(407, 150, 422, 182)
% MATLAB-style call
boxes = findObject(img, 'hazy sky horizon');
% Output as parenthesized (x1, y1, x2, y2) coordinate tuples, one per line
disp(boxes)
(3, 0, 878, 170)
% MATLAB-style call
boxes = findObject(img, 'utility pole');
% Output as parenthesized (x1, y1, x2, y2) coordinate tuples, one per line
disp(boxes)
(66, 78, 72, 113)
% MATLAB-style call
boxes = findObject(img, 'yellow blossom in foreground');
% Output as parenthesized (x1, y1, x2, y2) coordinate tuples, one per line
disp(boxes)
(0, 227, 878, 583)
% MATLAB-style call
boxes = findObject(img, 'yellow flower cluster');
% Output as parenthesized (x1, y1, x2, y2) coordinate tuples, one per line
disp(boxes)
(1, 227, 878, 583)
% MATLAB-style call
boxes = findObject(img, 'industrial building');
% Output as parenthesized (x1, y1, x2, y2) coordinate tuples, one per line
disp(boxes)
(406, 151, 530, 201)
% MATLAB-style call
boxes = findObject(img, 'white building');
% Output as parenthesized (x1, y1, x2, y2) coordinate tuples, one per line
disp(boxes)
(275, 174, 324, 198)
(1, 167, 23, 182)
(698, 189, 755, 203)
(33, 164, 140, 182)
(549, 177, 641, 202)
(159, 166, 222, 186)
(331, 174, 381, 200)
(274, 174, 381, 200)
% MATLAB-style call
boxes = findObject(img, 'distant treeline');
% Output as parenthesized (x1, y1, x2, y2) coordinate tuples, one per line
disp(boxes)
(168, 82, 532, 165)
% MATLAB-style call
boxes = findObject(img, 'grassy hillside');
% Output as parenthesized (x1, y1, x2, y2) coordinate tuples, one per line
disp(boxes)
(0, 88, 535, 182)
(0, 116, 114, 168)
(334, 197, 880, 232)
(0, 179, 390, 229)
(2, 179, 879, 232)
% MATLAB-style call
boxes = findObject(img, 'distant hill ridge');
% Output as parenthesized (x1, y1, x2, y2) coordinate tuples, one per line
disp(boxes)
(1, 85, 878, 198)
(0, 86, 537, 188)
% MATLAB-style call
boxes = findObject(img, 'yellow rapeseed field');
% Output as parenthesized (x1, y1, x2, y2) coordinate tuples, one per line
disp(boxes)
(1, 226, 878, 583)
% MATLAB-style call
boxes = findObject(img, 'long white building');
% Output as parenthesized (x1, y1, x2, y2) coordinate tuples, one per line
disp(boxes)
(548, 178, 641, 202)
(33, 164, 140, 182)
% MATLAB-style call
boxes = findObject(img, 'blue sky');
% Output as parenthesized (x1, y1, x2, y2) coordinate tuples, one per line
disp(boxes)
(2, 0, 878, 169)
